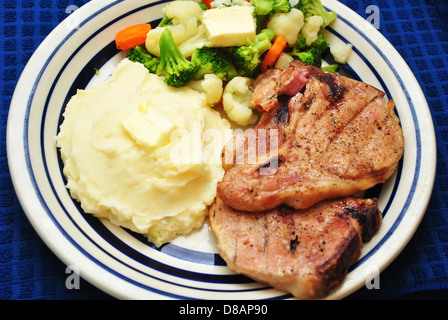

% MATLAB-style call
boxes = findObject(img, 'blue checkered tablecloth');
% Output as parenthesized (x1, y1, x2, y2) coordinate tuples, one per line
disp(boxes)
(1, 0, 447, 300)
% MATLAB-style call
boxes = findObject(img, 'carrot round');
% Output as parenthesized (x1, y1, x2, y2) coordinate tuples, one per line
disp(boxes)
(261, 35, 287, 72)
(115, 24, 152, 50)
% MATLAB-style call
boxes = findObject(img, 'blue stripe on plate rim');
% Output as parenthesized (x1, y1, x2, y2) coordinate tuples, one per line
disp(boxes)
(21, 0, 420, 299)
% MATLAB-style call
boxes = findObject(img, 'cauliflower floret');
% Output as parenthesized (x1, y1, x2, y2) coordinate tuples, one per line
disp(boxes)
(301, 16, 324, 46)
(275, 52, 294, 69)
(267, 8, 304, 45)
(179, 25, 209, 57)
(222, 77, 258, 126)
(330, 42, 353, 64)
(145, 1, 203, 57)
(188, 74, 224, 107)
(145, 17, 198, 56)
(163, 0, 203, 24)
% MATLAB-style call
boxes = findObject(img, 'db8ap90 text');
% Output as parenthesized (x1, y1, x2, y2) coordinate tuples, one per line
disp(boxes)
(223, 304, 268, 315)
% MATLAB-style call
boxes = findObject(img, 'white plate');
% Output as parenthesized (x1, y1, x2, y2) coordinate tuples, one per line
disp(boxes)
(7, 0, 436, 299)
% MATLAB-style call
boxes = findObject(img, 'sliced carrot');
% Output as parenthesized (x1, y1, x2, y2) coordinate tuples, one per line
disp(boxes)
(201, 0, 215, 9)
(261, 35, 287, 72)
(115, 24, 152, 50)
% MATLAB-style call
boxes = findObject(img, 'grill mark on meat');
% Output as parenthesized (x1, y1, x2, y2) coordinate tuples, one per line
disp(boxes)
(301, 84, 383, 166)
(233, 207, 271, 276)
(264, 208, 298, 277)
(274, 97, 290, 126)
(258, 155, 285, 175)
(289, 234, 300, 254)
(276, 206, 298, 255)
(302, 93, 314, 111)
(342, 200, 382, 242)
(317, 71, 347, 104)
(218, 61, 404, 212)
(322, 96, 398, 179)
(262, 214, 269, 257)
(316, 215, 362, 290)
(209, 196, 382, 299)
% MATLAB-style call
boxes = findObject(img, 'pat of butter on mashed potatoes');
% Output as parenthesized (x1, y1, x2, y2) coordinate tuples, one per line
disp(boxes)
(56, 59, 231, 247)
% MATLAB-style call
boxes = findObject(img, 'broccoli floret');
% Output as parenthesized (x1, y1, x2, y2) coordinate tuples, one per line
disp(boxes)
(295, 32, 328, 52)
(291, 31, 329, 68)
(272, 0, 292, 13)
(230, 29, 274, 77)
(156, 28, 198, 87)
(253, 0, 291, 32)
(253, 0, 291, 15)
(191, 46, 235, 80)
(259, 28, 275, 42)
(290, 47, 323, 67)
(127, 45, 160, 74)
(295, 0, 337, 27)
(310, 32, 329, 52)
(321, 64, 338, 73)
(295, 35, 308, 52)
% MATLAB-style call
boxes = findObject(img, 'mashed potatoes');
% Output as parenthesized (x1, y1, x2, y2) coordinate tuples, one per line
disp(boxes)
(56, 59, 231, 247)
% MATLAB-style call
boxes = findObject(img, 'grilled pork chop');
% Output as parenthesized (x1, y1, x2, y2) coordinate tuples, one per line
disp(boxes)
(218, 61, 404, 212)
(209, 196, 382, 299)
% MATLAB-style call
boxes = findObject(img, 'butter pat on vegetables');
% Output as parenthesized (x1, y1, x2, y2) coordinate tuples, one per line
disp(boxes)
(202, 6, 256, 47)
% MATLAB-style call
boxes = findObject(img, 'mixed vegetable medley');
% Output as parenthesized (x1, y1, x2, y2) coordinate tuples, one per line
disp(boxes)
(114, 0, 352, 125)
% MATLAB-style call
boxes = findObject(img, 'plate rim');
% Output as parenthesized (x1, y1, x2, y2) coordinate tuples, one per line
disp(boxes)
(6, 0, 437, 299)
